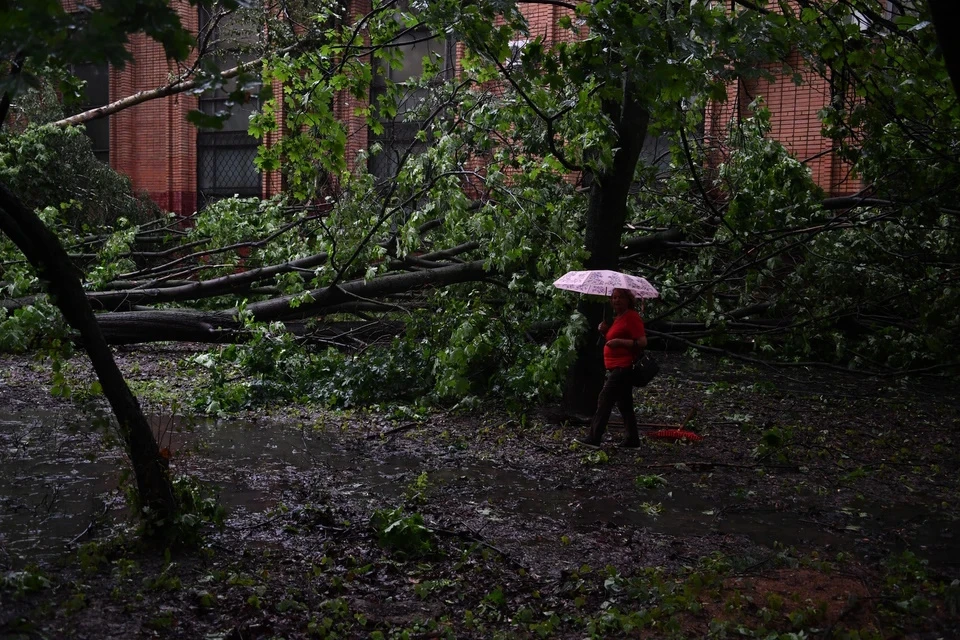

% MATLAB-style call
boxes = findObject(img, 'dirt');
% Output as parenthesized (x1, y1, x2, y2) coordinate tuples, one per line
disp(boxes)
(1, 345, 959, 638)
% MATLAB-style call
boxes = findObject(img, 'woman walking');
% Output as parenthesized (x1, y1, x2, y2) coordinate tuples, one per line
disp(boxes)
(577, 287, 646, 448)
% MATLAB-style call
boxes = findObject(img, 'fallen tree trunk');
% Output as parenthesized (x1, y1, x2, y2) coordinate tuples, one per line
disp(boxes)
(82, 251, 333, 311)
(78, 260, 490, 345)
(93, 310, 405, 346)
(245, 259, 490, 321)
(2, 227, 681, 315)
(95, 309, 241, 344)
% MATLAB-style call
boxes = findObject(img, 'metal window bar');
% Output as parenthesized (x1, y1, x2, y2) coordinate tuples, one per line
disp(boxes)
(197, 130, 261, 210)
(368, 28, 455, 182)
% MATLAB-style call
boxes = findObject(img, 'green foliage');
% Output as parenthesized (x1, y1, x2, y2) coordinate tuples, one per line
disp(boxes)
(2, 0, 958, 418)
(0, 120, 163, 358)
(0, 298, 65, 353)
(582, 449, 609, 466)
(189, 278, 584, 412)
(0, 123, 161, 230)
(404, 472, 430, 505)
(0, 566, 52, 598)
(134, 475, 226, 547)
(774, 3, 959, 370)
(191, 312, 435, 413)
(380, 266, 584, 409)
(369, 507, 434, 558)
(0, 0, 229, 88)
(635, 474, 667, 490)
(752, 425, 793, 461)
(308, 339, 435, 409)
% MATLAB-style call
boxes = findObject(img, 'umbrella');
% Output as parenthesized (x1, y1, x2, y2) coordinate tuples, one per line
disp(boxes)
(552, 269, 659, 299)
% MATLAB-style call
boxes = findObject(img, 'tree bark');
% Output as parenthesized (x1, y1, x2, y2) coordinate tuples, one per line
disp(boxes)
(95, 309, 242, 344)
(562, 82, 651, 416)
(85, 251, 332, 311)
(0, 181, 176, 522)
(93, 310, 405, 346)
(79, 261, 489, 345)
(51, 56, 264, 128)
(245, 259, 490, 320)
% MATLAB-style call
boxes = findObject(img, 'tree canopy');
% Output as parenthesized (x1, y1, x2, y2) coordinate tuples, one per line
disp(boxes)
(1, 0, 957, 421)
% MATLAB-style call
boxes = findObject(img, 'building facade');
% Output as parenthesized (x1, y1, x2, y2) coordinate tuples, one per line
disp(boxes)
(64, 0, 860, 216)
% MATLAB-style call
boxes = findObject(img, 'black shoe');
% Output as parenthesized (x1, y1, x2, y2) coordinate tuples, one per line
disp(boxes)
(619, 438, 641, 449)
(574, 436, 602, 449)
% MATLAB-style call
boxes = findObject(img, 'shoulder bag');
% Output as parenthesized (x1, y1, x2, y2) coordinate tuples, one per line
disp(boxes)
(631, 353, 659, 387)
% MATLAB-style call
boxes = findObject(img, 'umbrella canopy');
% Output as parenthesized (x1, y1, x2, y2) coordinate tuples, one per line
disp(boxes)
(553, 269, 659, 299)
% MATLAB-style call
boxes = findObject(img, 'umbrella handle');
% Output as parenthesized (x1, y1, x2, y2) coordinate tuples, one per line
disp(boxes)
(597, 305, 609, 347)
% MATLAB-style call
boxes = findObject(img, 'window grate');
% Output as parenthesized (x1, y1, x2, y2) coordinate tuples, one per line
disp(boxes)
(197, 130, 261, 210)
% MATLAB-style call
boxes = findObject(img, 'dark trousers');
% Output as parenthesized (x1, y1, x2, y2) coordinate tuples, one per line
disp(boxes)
(588, 367, 638, 443)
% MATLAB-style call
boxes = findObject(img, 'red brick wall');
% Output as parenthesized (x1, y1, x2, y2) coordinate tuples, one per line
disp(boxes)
(704, 5, 861, 197)
(59, 0, 199, 214)
(262, 76, 285, 198)
(111, 4, 200, 215)
(336, 0, 372, 177)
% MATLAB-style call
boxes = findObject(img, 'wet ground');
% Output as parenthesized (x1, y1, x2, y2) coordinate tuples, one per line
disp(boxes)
(1, 346, 959, 638)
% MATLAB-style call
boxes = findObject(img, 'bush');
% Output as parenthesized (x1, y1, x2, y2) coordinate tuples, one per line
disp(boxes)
(0, 123, 162, 230)
(369, 507, 434, 558)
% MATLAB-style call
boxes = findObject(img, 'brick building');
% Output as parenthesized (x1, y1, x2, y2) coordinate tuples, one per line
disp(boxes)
(62, 0, 284, 215)
(67, 0, 859, 216)
(703, 39, 861, 197)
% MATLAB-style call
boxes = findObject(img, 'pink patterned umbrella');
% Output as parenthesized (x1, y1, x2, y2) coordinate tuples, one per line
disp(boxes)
(553, 270, 659, 299)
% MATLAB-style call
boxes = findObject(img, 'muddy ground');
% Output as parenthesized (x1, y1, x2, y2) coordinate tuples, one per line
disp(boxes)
(1, 345, 959, 638)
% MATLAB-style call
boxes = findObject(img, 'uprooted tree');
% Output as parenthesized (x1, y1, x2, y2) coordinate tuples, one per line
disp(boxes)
(2, 0, 958, 421)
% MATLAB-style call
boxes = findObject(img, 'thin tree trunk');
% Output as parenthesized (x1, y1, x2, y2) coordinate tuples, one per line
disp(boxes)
(51, 58, 260, 128)
(0, 181, 176, 522)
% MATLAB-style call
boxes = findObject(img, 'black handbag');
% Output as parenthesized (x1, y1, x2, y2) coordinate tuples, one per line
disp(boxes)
(631, 353, 659, 387)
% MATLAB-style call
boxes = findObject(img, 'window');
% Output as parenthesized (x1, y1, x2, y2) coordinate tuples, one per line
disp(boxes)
(196, 4, 262, 210)
(852, 0, 918, 33)
(72, 62, 110, 163)
(369, 26, 454, 181)
(506, 39, 529, 69)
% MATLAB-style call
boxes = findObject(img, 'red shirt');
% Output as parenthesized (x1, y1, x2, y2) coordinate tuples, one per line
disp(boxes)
(603, 309, 645, 369)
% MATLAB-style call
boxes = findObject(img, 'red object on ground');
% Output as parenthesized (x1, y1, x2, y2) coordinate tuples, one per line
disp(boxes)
(645, 429, 703, 442)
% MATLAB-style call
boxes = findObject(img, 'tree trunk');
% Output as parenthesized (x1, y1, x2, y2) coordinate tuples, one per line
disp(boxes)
(0, 182, 176, 523)
(245, 259, 489, 320)
(929, 0, 960, 101)
(82, 261, 489, 345)
(562, 83, 650, 416)
(95, 309, 242, 344)
(93, 310, 404, 346)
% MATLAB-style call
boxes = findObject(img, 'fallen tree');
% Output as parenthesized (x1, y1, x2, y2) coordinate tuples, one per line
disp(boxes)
(1, 0, 958, 418)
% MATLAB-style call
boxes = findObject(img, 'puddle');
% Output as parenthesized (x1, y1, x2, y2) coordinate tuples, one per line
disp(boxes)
(1, 409, 956, 568)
